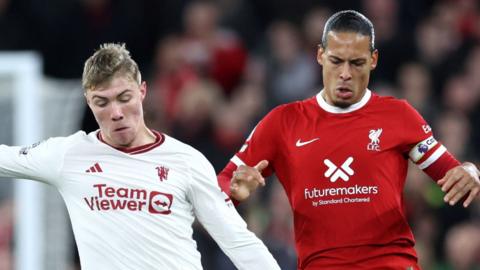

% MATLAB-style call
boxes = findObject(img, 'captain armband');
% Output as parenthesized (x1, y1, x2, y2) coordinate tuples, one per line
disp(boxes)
(408, 136, 446, 169)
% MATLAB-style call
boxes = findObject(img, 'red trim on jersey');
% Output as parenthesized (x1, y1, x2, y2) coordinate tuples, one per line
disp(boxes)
(423, 150, 460, 181)
(218, 161, 240, 205)
(97, 130, 165, 154)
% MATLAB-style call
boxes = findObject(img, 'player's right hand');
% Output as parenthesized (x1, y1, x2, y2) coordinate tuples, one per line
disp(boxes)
(230, 160, 268, 201)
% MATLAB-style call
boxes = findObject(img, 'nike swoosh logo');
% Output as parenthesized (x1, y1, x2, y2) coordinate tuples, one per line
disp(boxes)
(296, 138, 320, 147)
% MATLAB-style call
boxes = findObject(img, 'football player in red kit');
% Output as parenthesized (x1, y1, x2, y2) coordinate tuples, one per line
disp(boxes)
(217, 10, 480, 270)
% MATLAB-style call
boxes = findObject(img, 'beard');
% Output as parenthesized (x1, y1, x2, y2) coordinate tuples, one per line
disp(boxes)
(332, 100, 353, 108)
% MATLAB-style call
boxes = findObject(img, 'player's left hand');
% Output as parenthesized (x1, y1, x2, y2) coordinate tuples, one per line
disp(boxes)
(438, 162, 480, 207)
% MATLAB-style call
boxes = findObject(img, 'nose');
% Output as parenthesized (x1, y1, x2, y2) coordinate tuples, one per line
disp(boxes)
(339, 63, 352, 81)
(110, 102, 124, 121)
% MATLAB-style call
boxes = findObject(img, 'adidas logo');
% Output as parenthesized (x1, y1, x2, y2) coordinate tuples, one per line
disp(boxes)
(86, 163, 103, 173)
(323, 157, 354, 182)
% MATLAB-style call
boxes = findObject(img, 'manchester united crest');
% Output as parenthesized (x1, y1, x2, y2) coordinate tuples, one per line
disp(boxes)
(156, 166, 170, 182)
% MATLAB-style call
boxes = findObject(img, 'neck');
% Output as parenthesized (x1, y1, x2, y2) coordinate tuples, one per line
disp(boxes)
(135, 126, 156, 146)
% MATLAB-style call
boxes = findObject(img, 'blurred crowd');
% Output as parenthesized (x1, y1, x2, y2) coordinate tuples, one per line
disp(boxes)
(0, 0, 479, 269)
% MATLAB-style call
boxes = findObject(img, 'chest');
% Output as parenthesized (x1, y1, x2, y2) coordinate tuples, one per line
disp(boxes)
(288, 114, 400, 161)
(59, 153, 191, 215)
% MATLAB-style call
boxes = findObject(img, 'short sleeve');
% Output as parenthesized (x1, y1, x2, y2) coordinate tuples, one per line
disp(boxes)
(401, 100, 433, 152)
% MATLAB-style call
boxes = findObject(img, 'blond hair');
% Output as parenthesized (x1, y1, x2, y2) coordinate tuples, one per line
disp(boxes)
(82, 43, 141, 91)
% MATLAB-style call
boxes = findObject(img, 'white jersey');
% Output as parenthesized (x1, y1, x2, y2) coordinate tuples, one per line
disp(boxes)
(0, 130, 279, 270)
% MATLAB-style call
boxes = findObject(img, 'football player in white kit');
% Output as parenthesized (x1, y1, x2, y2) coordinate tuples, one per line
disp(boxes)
(0, 43, 280, 270)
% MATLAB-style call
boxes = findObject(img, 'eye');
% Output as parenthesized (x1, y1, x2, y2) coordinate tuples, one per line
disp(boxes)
(118, 95, 132, 103)
(93, 99, 108, 107)
(330, 58, 341, 65)
(351, 60, 366, 67)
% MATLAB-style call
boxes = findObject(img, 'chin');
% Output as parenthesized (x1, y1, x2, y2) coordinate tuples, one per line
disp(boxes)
(333, 100, 353, 108)
(111, 135, 134, 148)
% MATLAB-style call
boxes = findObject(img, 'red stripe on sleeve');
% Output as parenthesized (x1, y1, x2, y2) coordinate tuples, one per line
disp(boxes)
(217, 161, 239, 204)
(423, 150, 460, 181)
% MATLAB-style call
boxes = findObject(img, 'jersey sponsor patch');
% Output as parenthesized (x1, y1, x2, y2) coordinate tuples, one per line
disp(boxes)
(84, 183, 174, 215)
(409, 136, 438, 162)
(19, 141, 44, 155)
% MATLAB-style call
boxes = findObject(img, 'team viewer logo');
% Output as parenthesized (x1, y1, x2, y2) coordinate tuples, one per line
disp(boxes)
(324, 157, 354, 182)
(84, 184, 174, 215)
(149, 191, 173, 214)
(367, 128, 382, 151)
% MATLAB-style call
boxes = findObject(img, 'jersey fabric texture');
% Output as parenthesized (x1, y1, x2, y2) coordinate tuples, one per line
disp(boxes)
(223, 90, 454, 270)
(0, 131, 280, 270)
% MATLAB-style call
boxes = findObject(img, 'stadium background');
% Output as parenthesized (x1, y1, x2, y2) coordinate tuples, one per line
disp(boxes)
(0, 0, 479, 269)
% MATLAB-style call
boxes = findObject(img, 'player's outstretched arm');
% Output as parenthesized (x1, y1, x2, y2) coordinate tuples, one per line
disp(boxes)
(438, 162, 480, 207)
(190, 154, 280, 269)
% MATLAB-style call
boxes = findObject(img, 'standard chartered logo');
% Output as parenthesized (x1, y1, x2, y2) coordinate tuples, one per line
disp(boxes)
(304, 156, 379, 206)
(304, 185, 378, 199)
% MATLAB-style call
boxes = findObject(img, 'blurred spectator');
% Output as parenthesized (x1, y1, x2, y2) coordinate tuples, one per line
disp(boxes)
(462, 46, 480, 155)
(180, 0, 247, 96)
(451, 0, 479, 40)
(265, 20, 318, 108)
(39, 0, 149, 78)
(302, 7, 331, 54)
(0, 199, 13, 270)
(361, 0, 414, 84)
(215, 0, 260, 49)
(442, 75, 479, 116)
(397, 62, 436, 122)
(435, 111, 472, 159)
(414, 1, 469, 95)
(171, 79, 224, 143)
(262, 180, 296, 270)
(443, 222, 480, 270)
(146, 35, 199, 133)
(0, 0, 33, 50)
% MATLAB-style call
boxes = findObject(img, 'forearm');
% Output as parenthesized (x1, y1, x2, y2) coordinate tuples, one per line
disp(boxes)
(422, 150, 460, 181)
(198, 201, 279, 269)
(219, 235, 280, 270)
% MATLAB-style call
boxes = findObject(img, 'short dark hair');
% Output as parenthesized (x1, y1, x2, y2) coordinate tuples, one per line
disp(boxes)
(321, 10, 375, 52)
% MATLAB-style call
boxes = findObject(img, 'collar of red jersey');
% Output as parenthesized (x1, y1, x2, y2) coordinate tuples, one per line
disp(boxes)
(316, 89, 371, 114)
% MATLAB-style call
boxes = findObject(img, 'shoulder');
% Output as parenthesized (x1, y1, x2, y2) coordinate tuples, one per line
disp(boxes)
(163, 135, 217, 182)
(163, 134, 210, 164)
(265, 96, 318, 123)
(370, 93, 412, 112)
(36, 130, 88, 149)
(372, 93, 406, 106)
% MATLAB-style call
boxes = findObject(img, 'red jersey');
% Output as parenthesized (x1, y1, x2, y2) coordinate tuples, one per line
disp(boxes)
(219, 90, 454, 269)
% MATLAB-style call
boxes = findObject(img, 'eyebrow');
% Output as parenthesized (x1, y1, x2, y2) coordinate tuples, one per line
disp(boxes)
(328, 55, 366, 62)
(91, 89, 133, 100)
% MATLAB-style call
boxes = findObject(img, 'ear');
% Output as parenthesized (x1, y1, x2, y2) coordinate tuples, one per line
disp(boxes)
(317, 46, 325, 66)
(139, 81, 147, 101)
(370, 49, 379, 70)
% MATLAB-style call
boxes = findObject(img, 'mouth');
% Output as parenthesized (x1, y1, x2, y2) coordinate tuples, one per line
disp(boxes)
(335, 87, 353, 99)
(114, 127, 129, 132)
